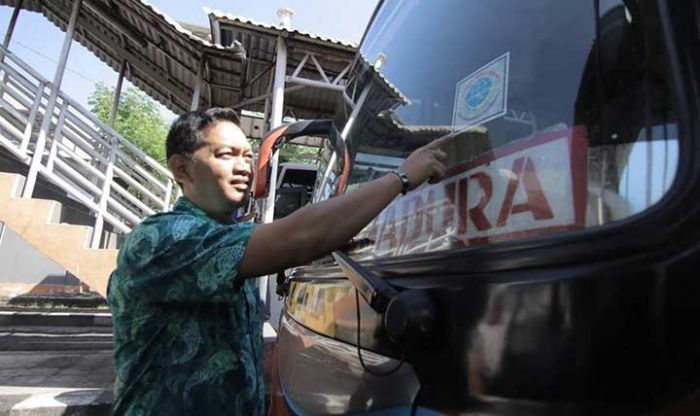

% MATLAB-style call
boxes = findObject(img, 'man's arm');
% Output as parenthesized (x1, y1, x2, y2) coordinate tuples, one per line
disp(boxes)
(239, 139, 447, 278)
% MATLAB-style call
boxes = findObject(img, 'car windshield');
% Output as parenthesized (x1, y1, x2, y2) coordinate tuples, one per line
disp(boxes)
(314, 0, 679, 260)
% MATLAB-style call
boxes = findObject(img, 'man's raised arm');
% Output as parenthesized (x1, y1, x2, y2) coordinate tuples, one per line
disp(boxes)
(239, 138, 448, 278)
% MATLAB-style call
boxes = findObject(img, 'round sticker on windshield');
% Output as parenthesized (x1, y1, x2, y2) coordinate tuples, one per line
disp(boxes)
(464, 74, 498, 114)
(453, 52, 509, 127)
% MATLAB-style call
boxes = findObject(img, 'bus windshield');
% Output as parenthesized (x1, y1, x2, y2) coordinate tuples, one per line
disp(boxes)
(316, 0, 679, 259)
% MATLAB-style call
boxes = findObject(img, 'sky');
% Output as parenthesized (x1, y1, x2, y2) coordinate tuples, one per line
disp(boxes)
(0, 0, 377, 119)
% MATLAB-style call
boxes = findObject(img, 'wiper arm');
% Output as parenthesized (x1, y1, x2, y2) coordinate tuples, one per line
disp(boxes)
(331, 251, 439, 347)
(331, 251, 397, 313)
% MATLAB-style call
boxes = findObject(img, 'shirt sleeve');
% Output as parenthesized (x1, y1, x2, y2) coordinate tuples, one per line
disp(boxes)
(112, 213, 257, 304)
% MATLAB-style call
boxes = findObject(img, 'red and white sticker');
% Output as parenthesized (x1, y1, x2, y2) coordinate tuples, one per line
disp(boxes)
(358, 127, 588, 257)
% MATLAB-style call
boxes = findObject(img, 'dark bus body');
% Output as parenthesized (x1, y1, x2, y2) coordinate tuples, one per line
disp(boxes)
(255, 0, 700, 414)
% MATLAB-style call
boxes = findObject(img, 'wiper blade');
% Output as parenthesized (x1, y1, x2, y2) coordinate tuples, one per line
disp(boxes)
(331, 251, 398, 313)
(332, 251, 439, 348)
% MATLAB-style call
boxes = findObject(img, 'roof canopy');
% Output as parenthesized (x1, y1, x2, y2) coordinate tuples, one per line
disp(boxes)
(206, 7, 357, 119)
(0, 0, 358, 119)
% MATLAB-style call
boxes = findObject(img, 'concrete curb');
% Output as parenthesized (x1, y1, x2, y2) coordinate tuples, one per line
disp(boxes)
(0, 317, 277, 415)
(0, 312, 112, 327)
(0, 312, 280, 334)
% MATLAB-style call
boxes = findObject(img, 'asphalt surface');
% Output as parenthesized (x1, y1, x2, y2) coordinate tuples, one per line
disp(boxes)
(0, 309, 278, 415)
(0, 350, 113, 390)
(0, 310, 114, 415)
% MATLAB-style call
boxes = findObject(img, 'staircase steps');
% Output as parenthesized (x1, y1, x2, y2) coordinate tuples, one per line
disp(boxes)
(0, 309, 114, 416)
(0, 310, 113, 352)
(0, 173, 117, 297)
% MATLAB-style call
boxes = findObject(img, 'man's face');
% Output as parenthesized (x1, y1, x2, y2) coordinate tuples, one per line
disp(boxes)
(178, 120, 254, 221)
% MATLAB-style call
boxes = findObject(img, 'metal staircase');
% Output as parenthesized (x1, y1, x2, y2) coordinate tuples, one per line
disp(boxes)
(0, 45, 177, 297)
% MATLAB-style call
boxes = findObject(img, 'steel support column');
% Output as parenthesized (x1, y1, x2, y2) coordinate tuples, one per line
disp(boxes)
(22, 0, 82, 198)
(262, 98, 271, 134)
(92, 59, 128, 248)
(2, 1, 22, 50)
(0, 1, 23, 99)
(315, 85, 371, 203)
(269, 36, 287, 133)
(259, 34, 288, 303)
(109, 60, 128, 126)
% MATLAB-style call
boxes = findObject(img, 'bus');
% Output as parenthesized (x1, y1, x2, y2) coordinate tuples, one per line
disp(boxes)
(254, 0, 700, 414)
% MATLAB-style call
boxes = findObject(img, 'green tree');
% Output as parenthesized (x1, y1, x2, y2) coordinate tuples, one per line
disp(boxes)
(88, 83, 169, 164)
(279, 143, 319, 164)
(249, 138, 320, 165)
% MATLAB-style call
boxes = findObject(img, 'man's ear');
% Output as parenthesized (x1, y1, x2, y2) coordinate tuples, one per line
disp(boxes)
(167, 154, 192, 186)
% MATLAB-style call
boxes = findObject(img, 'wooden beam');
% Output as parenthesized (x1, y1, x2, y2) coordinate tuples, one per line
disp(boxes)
(109, 59, 128, 126)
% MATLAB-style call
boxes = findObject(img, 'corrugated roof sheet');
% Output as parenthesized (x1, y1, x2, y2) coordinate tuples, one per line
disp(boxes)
(138, 0, 234, 50)
(0, 0, 358, 120)
(203, 7, 358, 50)
(205, 6, 357, 120)
(0, 0, 247, 115)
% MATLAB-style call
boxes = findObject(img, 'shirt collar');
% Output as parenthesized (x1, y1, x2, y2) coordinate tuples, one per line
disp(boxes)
(172, 197, 215, 221)
(172, 197, 241, 224)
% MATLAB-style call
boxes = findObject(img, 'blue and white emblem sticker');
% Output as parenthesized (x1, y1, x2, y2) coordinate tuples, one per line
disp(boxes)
(452, 52, 510, 127)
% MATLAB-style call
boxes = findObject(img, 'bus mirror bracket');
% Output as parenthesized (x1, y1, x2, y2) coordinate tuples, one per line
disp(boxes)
(253, 120, 333, 199)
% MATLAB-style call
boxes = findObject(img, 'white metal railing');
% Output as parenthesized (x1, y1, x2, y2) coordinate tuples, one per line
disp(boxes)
(0, 46, 176, 248)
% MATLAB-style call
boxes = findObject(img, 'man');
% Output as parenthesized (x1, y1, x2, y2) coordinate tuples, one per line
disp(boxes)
(108, 107, 447, 415)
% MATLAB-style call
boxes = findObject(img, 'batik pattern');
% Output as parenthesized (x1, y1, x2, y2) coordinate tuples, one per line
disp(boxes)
(108, 197, 264, 416)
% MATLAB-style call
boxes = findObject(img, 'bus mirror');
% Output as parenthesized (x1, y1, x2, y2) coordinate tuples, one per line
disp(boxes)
(252, 120, 333, 199)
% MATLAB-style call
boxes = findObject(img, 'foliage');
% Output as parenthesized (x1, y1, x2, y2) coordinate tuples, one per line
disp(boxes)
(88, 83, 169, 164)
(250, 137, 320, 165)
(88, 82, 319, 167)
(279, 143, 319, 164)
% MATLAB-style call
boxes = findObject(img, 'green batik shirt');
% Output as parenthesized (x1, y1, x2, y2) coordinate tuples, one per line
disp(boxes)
(107, 197, 263, 416)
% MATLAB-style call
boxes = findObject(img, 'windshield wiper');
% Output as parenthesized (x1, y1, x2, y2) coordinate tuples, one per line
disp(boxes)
(332, 251, 397, 313)
(331, 251, 438, 347)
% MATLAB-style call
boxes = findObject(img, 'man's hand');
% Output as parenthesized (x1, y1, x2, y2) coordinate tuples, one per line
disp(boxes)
(400, 136, 450, 190)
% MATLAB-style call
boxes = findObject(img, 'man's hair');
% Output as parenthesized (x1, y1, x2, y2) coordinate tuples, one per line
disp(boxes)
(166, 107, 240, 160)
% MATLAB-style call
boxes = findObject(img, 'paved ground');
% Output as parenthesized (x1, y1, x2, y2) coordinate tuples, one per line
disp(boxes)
(0, 351, 114, 391)
(0, 310, 278, 415)
(0, 350, 113, 416)
(0, 310, 114, 415)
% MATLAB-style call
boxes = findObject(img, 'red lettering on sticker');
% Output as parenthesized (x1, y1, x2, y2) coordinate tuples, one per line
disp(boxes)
(457, 173, 494, 234)
(457, 178, 470, 234)
(469, 172, 493, 231)
(497, 156, 554, 227)
(423, 189, 437, 236)
(364, 218, 378, 243)
(441, 182, 457, 234)
(396, 200, 410, 248)
(409, 193, 426, 242)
